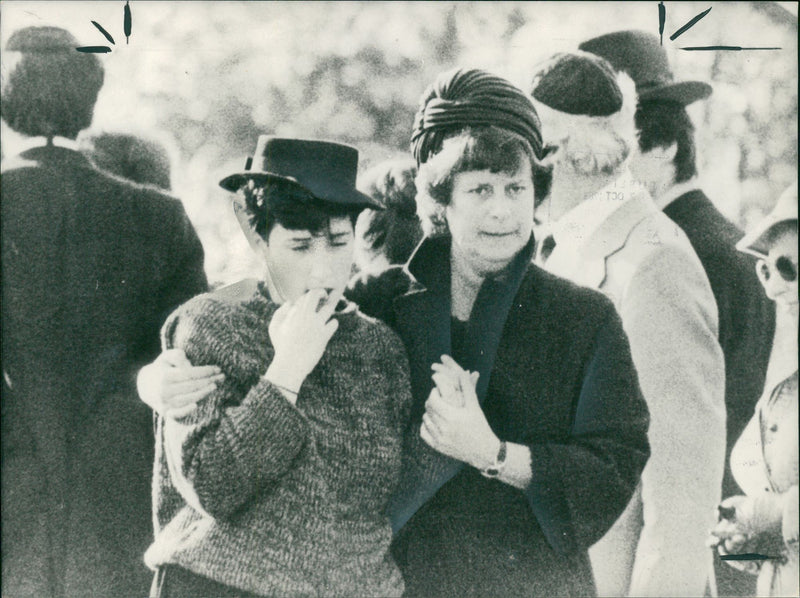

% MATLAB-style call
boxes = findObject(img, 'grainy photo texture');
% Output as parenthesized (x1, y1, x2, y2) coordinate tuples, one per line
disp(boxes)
(1, 2, 797, 597)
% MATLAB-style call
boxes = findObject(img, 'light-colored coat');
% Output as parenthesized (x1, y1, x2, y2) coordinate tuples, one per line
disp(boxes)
(538, 187, 726, 596)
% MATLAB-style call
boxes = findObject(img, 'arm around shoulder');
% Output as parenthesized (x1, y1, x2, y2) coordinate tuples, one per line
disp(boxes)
(160, 297, 309, 519)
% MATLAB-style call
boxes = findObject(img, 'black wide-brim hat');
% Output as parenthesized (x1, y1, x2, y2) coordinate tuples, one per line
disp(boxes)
(579, 30, 712, 105)
(219, 136, 382, 210)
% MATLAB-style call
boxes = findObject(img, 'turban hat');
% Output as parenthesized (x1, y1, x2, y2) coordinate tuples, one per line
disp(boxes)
(410, 67, 544, 166)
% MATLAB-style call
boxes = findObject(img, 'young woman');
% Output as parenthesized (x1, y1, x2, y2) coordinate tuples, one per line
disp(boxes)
(708, 182, 798, 597)
(143, 137, 410, 598)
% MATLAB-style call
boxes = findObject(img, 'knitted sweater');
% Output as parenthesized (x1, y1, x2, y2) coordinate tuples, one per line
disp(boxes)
(145, 283, 410, 597)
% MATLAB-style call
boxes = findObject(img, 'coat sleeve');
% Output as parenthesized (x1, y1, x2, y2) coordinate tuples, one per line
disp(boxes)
(619, 246, 726, 597)
(156, 201, 209, 326)
(159, 300, 309, 520)
(524, 305, 651, 555)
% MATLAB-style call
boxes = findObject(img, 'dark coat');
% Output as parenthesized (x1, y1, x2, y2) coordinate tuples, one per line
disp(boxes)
(664, 189, 776, 597)
(1, 145, 208, 598)
(347, 235, 650, 597)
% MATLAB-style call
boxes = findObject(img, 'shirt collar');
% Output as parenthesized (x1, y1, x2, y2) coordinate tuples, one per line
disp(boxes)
(549, 168, 639, 250)
(654, 177, 701, 210)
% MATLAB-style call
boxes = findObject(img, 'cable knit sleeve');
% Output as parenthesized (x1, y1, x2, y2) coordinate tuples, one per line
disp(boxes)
(159, 295, 309, 520)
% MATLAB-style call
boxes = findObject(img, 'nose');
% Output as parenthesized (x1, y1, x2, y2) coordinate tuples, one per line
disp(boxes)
(487, 192, 513, 220)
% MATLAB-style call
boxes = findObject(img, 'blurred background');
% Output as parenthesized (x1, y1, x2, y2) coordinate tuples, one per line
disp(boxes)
(2, 1, 797, 287)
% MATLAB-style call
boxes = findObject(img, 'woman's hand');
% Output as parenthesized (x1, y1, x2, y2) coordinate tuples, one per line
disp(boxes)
(136, 349, 224, 418)
(707, 494, 785, 573)
(264, 289, 341, 397)
(420, 355, 498, 469)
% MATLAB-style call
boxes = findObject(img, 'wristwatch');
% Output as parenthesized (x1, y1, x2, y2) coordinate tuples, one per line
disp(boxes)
(481, 440, 507, 479)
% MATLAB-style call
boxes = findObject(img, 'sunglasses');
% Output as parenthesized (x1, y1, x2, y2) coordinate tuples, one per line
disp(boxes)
(758, 255, 798, 283)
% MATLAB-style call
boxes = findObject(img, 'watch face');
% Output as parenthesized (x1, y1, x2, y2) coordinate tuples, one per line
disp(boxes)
(484, 468, 499, 477)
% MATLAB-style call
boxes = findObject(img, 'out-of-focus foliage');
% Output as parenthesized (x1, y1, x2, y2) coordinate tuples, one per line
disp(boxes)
(1, 1, 796, 286)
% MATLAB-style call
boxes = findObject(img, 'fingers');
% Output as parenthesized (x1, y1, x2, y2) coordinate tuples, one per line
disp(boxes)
(164, 365, 222, 383)
(420, 420, 435, 448)
(166, 403, 197, 419)
(322, 318, 339, 341)
(161, 348, 192, 367)
(167, 375, 223, 404)
(432, 371, 460, 405)
(422, 412, 442, 438)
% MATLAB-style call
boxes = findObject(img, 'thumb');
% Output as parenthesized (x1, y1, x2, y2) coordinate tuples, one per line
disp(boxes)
(469, 371, 480, 388)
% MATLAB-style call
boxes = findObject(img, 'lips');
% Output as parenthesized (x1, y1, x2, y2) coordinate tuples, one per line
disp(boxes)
(480, 231, 516, 237)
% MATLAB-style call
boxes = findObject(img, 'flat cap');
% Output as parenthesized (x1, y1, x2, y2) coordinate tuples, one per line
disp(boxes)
(531, 51, 622, 117)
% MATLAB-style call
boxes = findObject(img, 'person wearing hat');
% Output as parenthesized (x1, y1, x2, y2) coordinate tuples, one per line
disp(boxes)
(580, 33, 777, 596)
(345, 67, 650, 597)
(1, 26, 208, 598)
(142, 136, 410, 598)
(708, 182, 798, 597)
(530, 50, 726, 598)
(138, 68, 650, 597)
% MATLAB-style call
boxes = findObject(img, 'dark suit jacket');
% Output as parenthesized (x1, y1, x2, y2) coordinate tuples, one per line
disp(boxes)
(1, 145, 208, 598)
(664, 190, 775, 495)
(347, 235, 650, 597)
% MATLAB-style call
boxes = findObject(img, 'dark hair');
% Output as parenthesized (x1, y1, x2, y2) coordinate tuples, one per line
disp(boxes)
(242, 179, 361, 240)
(82, 132, 172, 190)
(357, 158, 423, 265)
(415, 126, 547, 235)
(635, 100, 697, 183)
(1, 50, 104, 139)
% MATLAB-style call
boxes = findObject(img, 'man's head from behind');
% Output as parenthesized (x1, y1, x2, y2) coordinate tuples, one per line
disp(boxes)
(580, 30, 711, 196)
(2, 26, 104, 140)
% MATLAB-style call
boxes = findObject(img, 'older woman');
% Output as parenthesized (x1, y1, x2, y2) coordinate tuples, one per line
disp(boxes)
(708, 182, 798, 597)
(144, 137, 410, 597)
(345, 68, 650, 596)
(141, 69, 650, 596)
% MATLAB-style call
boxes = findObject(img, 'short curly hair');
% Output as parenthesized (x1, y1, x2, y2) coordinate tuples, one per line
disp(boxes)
(414, 126, 546, 237)
(2, 41, 104, 139)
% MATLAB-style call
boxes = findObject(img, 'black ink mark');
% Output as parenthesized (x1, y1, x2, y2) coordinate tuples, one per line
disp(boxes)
(91, 20, 115, 45)
(76, 46, 113, 53)
(680, 46, 782, 51)
(670, 7, 712, 41)
(720, 553, 781, 561)
(658, 2, 666, 45)
(124, 1, 132, 45)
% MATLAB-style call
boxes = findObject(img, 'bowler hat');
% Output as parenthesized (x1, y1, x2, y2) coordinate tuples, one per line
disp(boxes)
(579, 30, 712, 105)
(737, 182, 798, 258)
(219, 136, 382, 210)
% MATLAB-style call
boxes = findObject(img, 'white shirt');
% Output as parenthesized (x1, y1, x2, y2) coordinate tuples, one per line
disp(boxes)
(653, 177, 701, 211)
(540, 169, 641, 275)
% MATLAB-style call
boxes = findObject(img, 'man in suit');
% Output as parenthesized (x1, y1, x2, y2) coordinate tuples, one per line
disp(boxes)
(580, 30, 776, 596)
(1, 27, 209, 597)
(530, 51, 726, 596)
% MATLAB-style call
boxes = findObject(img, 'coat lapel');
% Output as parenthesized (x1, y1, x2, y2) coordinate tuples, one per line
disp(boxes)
(574, 190, 655, 289)
(388, 235, 535, 533)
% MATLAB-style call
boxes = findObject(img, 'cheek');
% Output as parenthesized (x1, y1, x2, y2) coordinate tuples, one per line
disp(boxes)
(266, 249, 311, 298)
